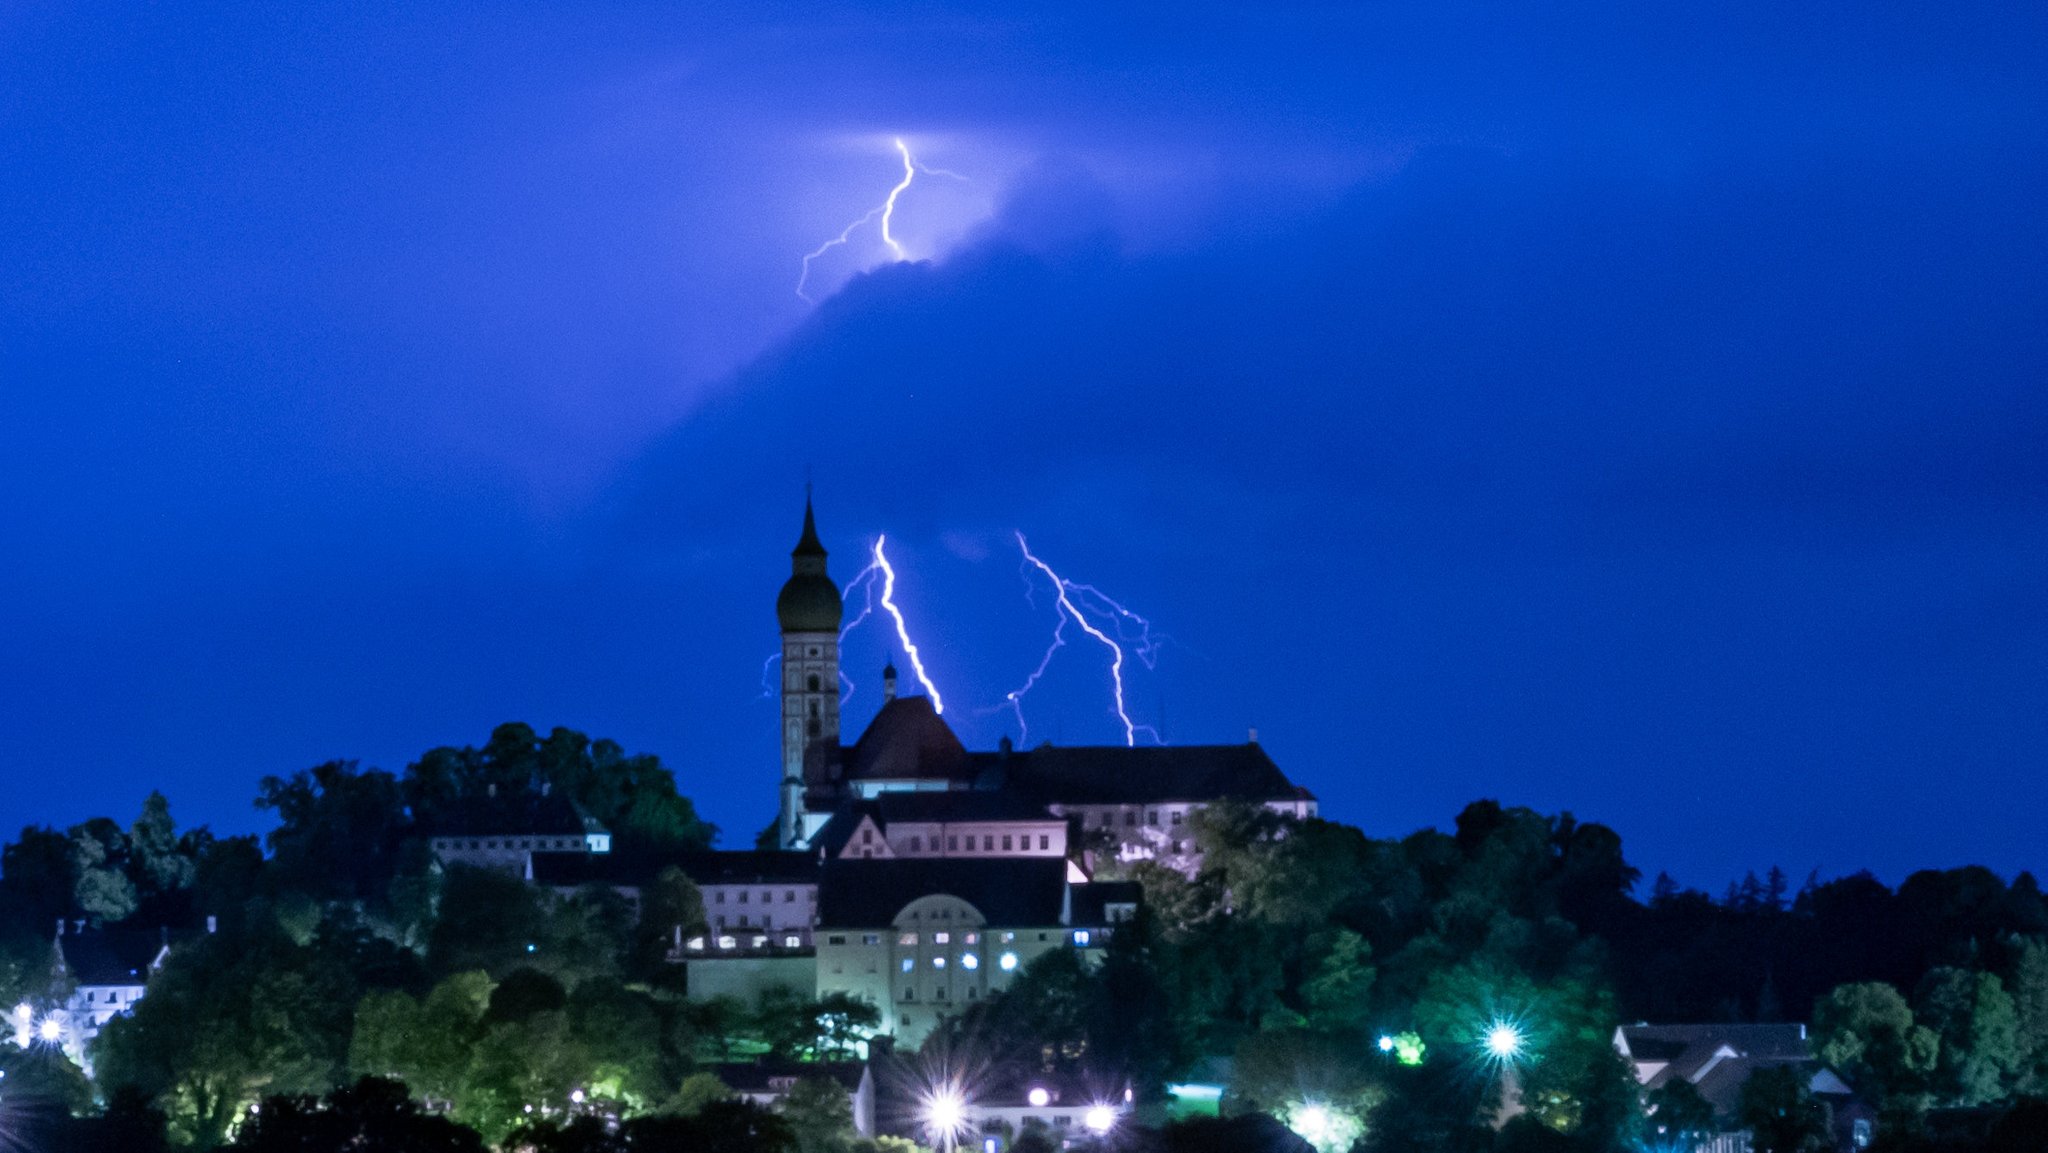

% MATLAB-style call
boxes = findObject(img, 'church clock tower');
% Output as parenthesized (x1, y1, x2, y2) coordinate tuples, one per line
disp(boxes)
(775, 498, 842, 848)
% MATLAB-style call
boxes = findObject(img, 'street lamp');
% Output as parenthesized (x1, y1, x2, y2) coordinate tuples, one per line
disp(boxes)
(1084, 1104, 1116, 1133)
(924, 1086, 968, 1151)
(1484, 1022, 1523, 1061)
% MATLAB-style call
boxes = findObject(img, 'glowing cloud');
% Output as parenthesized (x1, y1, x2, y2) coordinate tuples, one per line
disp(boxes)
(796, 138, 966, 301)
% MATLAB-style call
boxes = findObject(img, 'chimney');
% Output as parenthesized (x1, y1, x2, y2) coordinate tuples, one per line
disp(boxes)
(883, 661, 898, 702)
(1247, 727, 1259, 744)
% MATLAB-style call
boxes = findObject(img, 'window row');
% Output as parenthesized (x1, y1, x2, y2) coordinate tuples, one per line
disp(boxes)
(711, 889, 806, 904)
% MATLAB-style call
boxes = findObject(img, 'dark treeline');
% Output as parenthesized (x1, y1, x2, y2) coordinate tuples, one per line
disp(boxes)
(0, 724, 2043, 1153)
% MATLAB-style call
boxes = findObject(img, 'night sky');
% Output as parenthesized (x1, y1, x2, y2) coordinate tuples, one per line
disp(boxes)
(3, 2, 2043, 889)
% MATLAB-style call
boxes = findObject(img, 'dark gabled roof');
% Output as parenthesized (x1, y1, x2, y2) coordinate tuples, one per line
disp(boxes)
(873, 790, 1056, 824)
(845, 697, 971, 782)
(58, 929, 166, 987)
(808, 803, 879, 858)
(716, 1060, 868, 1095)
(1618, 1024, 1816, 1115)
(422, 792, 601, 837)
(668, 851, 820, 886)
(530, 849, 819, 889)
(984, 742, 1310, 806)
(1070, 881, 1143, 927)
(817, 858, 1068, 928)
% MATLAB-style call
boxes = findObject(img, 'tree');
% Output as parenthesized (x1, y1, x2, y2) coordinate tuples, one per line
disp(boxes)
(1915, 967, 2022, 1106)
(1299, 928, 1376, 1036)
(227, 1076, 486, 1152)
(1812, 982, 1938, 1109)
(95, 926, 359, 1147)
(622, 1099, 796, 1152)
(71, 817, 138, 925)
(256, 761, 411, 905)
(1735, 1065, 1830, 1153)
(780, 1076, 860, 1153)
(129, 791, 197, 899)
(1644, 1076, 1717, 1145)
(2007, 939, 2048, 1094)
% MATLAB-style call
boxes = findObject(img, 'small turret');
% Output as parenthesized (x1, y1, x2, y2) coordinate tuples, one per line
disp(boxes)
(883, 659, 898, 702)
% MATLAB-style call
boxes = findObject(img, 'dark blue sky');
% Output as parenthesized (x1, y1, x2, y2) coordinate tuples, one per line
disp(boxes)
(3, 1, 2043, 888)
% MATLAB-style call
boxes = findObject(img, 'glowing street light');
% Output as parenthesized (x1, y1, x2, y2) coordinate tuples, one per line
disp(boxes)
(1026, 1087, 1050, 1108)
(1084, 1104, 1117, 1133)
(1484, 1021, 1524, 1061)
(924, 1086, 969, 1150)
(36, 1019, 62, 1044)
(1377, 1035, 1395, 1052)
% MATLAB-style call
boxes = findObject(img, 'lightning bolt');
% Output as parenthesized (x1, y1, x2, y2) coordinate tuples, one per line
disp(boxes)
(1008, 532, 1161, 747)
(871, 535, 946, 712)
(796, 138, 966, 302)
(764, 534, 946, 711)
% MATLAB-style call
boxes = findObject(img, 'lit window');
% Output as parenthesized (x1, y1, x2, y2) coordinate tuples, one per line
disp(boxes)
(785, 935, 801, 947)
(933, 957, 947, 969)
(717, 936, 736, 949)
(999, 951, 1019, 971)
(934, 932, 950, 944)
(964, 932, 979, 944)
(1073, 930, 1092, 947)
(863, 933, 881, 945)
(901, 957, 915, 973)
(1002, 931, 1016, 943)
(961, 953, 979, 970)
(687, 937, 706, 950)
(899, 932, 918, 946)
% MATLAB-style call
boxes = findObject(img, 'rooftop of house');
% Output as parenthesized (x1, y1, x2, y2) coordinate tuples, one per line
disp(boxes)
(1070, 880, 1144, 926)
(1616, 1023, 1825, 1116)
(421, 791, 605, 837)
(529, 849, 819, 889)
(817, 857, 1070, 929)
(716, 1059, 868, 1095)
(983, 741, 1313, 806)
(57, 927, 169, 987)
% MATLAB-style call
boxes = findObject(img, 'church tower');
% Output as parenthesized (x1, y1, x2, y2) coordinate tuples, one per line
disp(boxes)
(775, 497, 842, 848)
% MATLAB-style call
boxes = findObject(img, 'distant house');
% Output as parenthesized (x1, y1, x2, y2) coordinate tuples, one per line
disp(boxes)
(424, 789, 611, 878)
(1614, 1023, 1874, 1153)
(47, 919, 199, 1066)
(716, 1059, 876, 1137)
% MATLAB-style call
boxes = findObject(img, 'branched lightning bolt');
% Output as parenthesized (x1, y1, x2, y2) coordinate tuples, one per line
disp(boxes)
(871, 535, 945, 712)
(764, 534, 945, 711)
(1008, 532, 1161, 747)
(796, 138, 967, 302)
